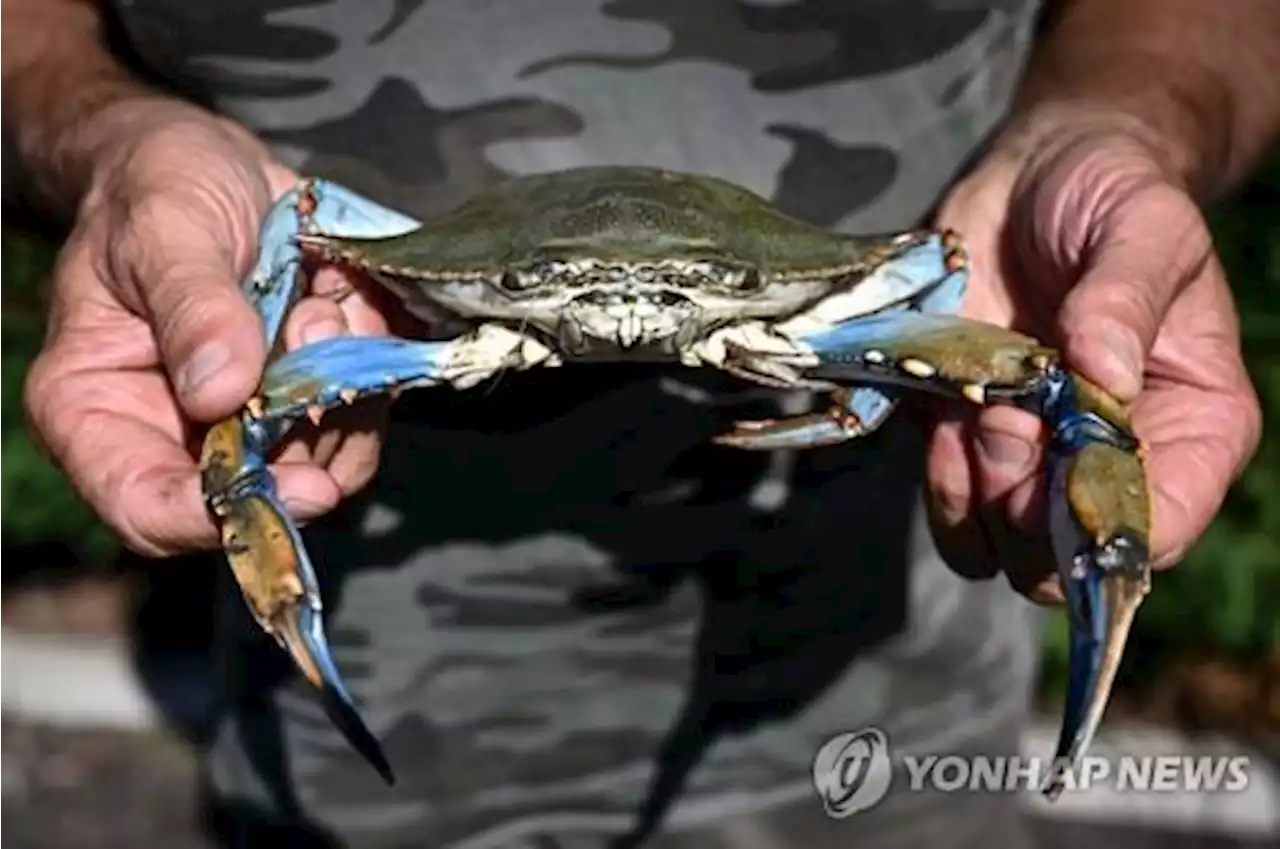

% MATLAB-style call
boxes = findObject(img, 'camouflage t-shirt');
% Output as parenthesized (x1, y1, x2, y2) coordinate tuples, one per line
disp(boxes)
(112, 2, 1046, 847)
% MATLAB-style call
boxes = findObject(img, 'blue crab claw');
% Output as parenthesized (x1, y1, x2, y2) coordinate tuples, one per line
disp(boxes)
(1042, 438, 1152, 799)
(202, 322, 553, 782)
(203, 179, 532, 784)
(712, 307, 1153, 798)
(200, 416, 395, 784)
(200, 179, 427, 784)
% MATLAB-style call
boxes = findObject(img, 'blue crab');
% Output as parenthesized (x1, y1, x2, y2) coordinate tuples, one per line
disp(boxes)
(200, 166, 1152, 797)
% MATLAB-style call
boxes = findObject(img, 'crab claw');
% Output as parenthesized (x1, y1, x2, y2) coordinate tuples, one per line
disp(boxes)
(201, 325, 561, 784)
(1042, 439, 1152, 799)
(201, 418, 395, 785)
(281, 586, 396, 787)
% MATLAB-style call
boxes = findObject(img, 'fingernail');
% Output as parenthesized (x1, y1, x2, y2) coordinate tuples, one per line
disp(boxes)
(300, 317, 346, 345)
(979, 430, 1035, 469)
(178, 343, 231, 398)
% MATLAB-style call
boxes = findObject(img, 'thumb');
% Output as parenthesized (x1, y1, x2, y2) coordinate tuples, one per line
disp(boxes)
(132, 240, 268, 422)
(1051, 182, 1209, 402)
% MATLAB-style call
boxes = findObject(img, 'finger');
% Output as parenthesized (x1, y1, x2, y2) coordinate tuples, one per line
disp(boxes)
(117, 201, 268, 421)
(272, 462, 344, 521)
(25, 354, 340, 555)
(924, 398, 1062, 605)
(1131, 384, 1261, 567)
(972, 405, 1042, 499)
(316, 282, 387, 495)
(276, 295, 385, 493)
(273, 297, 350, 467)
(273, 400, 386, 493)
(979, 470, 1061, 605)
(284, 296, 350, 352)
(27, 240, 226, 553)
(1053, 184, 1209, 402)
(1146, 256, 1261, 480)
(86, 457, 340, 557)
(1131, 256, 1261, 566)
(320, 400, 386, 497)
(925, 414, 999, 580)
(311, 266, 392, 337)
(966, 404, 1063, 601)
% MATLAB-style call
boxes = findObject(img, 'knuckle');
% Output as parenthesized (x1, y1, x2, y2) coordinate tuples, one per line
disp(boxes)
(49, 227, 114, 315)
(155, 278, 229, 337)
(123, 163, 261, 254)
(21, 352, 71, 451)
(22, 351, 56, 414)
(102, 200, 166, 294)
(124, 193, 176, 231)
(116, 197, 193, 282)
(111, 197, 255, 303)
(1233, 386, 1264, 465)
(114, 231, 253, 351)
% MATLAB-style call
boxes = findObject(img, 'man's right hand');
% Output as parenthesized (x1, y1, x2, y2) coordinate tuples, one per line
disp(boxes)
(23, 110, 388, 556)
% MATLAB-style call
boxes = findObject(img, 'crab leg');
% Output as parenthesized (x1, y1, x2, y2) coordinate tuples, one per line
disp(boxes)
(714, 386, 900, 450)
(720, 311, 1152, 798)
(716, 231, 969, 450)
(201, 179, 422, 784)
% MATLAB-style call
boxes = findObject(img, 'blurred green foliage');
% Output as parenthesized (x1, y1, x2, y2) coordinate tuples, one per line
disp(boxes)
(2, 230, 119, 565)
(3, 157, 1277, 696)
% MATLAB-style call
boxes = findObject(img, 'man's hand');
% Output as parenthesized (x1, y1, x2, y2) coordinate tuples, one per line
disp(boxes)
(22, 110, 388, 557)
(928, 115, 1262, 602)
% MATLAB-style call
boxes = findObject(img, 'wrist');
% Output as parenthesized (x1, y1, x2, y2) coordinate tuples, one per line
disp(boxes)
(1003, 0, 1263, 200)
(17, 78, 291, 220)
(10, 79, 185, 217)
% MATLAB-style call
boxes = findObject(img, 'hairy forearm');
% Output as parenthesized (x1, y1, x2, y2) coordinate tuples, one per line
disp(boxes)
(1007, 0, 1280, 199)
(2, 0, 222, 217)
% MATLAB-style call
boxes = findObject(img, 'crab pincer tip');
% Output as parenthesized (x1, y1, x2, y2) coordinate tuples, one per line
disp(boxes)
(1041, 532, 1149, 801)
(283, 604, 397, 785)
(318, 684, 397, 786)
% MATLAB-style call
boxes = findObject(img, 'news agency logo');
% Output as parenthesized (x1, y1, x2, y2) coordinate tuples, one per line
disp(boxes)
(812, 727, 1253, 817)
(811, 728, 893, 817)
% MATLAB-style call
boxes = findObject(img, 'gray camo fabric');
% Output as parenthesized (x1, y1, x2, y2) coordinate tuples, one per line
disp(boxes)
(110, 1, 1047, 847)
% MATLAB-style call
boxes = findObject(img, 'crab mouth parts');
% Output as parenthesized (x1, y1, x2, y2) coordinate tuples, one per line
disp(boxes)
(560, 289, 700, 351)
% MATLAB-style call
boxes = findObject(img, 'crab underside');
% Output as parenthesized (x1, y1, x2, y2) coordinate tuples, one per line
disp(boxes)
(199, 167, 1152, 800)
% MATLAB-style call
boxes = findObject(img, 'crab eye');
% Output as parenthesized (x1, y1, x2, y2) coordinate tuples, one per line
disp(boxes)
(500, 270, 536, 291)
